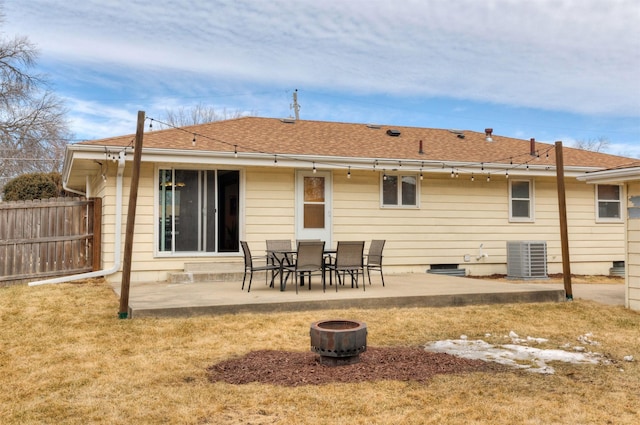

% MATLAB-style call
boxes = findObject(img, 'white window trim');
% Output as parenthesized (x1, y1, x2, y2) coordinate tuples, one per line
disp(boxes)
(595, 184, 623, 223)
(509, 179, 535, 223)
(380, 173, 420, 208)
(153, 164, 244, 258)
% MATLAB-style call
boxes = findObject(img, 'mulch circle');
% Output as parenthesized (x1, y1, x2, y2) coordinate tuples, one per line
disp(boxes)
(207, 346, 506, 387)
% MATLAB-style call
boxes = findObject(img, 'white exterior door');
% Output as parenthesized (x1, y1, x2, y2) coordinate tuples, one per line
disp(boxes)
(295, 171, 332, 245)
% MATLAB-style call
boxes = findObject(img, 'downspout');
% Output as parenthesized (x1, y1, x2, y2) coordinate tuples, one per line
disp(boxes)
(29, 151, 126, 286)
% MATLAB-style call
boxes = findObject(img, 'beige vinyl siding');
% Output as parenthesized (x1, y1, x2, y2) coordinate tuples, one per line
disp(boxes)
(627, 181, 640, 311)
(95, 163, 626, 284)
(244, 167, 295, 248)
(333, 172, 624, 275)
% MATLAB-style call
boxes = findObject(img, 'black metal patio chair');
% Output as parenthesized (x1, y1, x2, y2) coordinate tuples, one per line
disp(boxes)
(283, 240, 325, 293)
(327, 241, 365, 292)
(366, 239, 386, 286)
(240, 241, 278, 292)
(265, 239, 293, 287)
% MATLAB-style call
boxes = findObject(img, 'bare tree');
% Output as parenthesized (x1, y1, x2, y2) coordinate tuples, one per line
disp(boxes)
(161, 102, 253, 127)
(0, 7, 71, 196)
(572, 136, 611, 153)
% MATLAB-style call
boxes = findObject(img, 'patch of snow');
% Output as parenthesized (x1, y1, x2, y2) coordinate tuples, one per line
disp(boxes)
(424, 336, 609, 375)
(623, 355, 634, 362)
(577, 333, 600, 346)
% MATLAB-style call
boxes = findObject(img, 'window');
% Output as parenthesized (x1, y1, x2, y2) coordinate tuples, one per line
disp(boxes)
(509, 180, 534, 222)
(596, 184, 622, 221)
(382, 174, 418, 207)
(158, 168, 240, 254)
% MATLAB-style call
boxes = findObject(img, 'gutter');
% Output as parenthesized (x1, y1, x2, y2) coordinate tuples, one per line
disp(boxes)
(29, 151, 126, 286)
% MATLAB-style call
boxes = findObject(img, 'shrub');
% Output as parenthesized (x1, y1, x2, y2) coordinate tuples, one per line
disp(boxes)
(2, 172, 64, 201)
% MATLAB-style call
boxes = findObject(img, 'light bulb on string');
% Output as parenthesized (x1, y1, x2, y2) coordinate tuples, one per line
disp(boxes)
(347, 166, 351, 179)
(450, 168, 455, 178)
(192, 134, 196, 146)
(383, 170, 387, 181)
(312, 162, 317, 173)
(148, 118, 153, 130)
(274, 155, 278, 166)
(471, 173, 475, 182)
(505, 170, 509, 179)
(234, 145, 238, 158)
(487, 173, 491, 182)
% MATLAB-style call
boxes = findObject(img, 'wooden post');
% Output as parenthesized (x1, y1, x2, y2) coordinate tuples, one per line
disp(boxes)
(118, 111, 145, 319)
(555, 141, 573, 300)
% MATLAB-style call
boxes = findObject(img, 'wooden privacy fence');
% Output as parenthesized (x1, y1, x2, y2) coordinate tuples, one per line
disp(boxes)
(0, 197, 101, 285)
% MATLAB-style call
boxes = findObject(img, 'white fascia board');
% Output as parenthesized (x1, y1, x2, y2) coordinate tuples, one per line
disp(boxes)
(577, 167, 640, 184)
(65, 144, 604, 177)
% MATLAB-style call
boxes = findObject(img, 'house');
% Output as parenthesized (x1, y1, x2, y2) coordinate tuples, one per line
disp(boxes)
(578, 164, 640, 311)
(59, 116, 636, 286)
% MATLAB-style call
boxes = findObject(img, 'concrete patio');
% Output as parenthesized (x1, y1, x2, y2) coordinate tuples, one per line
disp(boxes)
(110, 272, 588, 318)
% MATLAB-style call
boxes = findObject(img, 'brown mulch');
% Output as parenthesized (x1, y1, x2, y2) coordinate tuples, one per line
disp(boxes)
(207, 346, 506, 387)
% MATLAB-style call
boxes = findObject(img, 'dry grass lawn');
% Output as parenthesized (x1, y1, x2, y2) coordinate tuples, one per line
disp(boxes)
(1, 279, 638, 424)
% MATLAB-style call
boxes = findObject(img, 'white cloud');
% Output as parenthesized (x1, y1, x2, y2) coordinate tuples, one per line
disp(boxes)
(5, 0, 639, 117)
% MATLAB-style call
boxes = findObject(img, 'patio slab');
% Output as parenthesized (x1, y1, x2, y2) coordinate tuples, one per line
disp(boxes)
(111, 273, 569, 318)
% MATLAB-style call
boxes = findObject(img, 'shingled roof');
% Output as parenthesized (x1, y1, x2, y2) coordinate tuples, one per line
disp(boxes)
(76, 116, 634, 170)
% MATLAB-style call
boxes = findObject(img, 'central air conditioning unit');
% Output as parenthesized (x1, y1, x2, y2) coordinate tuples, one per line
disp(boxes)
(507, 241, 548, 279)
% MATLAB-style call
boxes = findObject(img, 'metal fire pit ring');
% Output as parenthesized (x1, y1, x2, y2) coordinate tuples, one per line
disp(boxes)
(310, 319, 367, 366)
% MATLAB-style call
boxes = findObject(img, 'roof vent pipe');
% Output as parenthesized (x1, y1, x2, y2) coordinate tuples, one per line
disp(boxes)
(530, 138, 536, 156)
(485, 128, 493, 142)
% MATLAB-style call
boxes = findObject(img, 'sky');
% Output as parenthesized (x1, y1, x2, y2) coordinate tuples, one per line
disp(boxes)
(3, 0, 640, 158)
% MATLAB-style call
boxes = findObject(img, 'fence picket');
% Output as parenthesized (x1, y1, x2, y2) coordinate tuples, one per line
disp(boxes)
(0, 197, 99, 285)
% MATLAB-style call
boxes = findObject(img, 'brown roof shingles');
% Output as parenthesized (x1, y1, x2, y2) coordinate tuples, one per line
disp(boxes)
(77, 117, 635, 169)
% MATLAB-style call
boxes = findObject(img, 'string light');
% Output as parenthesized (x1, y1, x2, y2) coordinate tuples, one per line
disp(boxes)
(347, 166, 351, 179)
(471, 173, 475, 182)
(234, 145, 238, 158)
(450, 168, 455, 178)
(192, 134, 196, 146)
(312, 162, 317, 173)
(274, 155, 278, 165)
(148, 118, 153, 130)
(487, 173, 491, 182)
(505, 170, 509, 179)
(383, 170, 387, 180)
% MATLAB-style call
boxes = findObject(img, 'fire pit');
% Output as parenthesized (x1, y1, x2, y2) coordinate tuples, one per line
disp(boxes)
(310, 319, 367, 366)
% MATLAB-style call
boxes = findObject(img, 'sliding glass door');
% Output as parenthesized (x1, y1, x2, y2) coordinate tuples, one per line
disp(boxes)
(158, 168, 239, 254)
